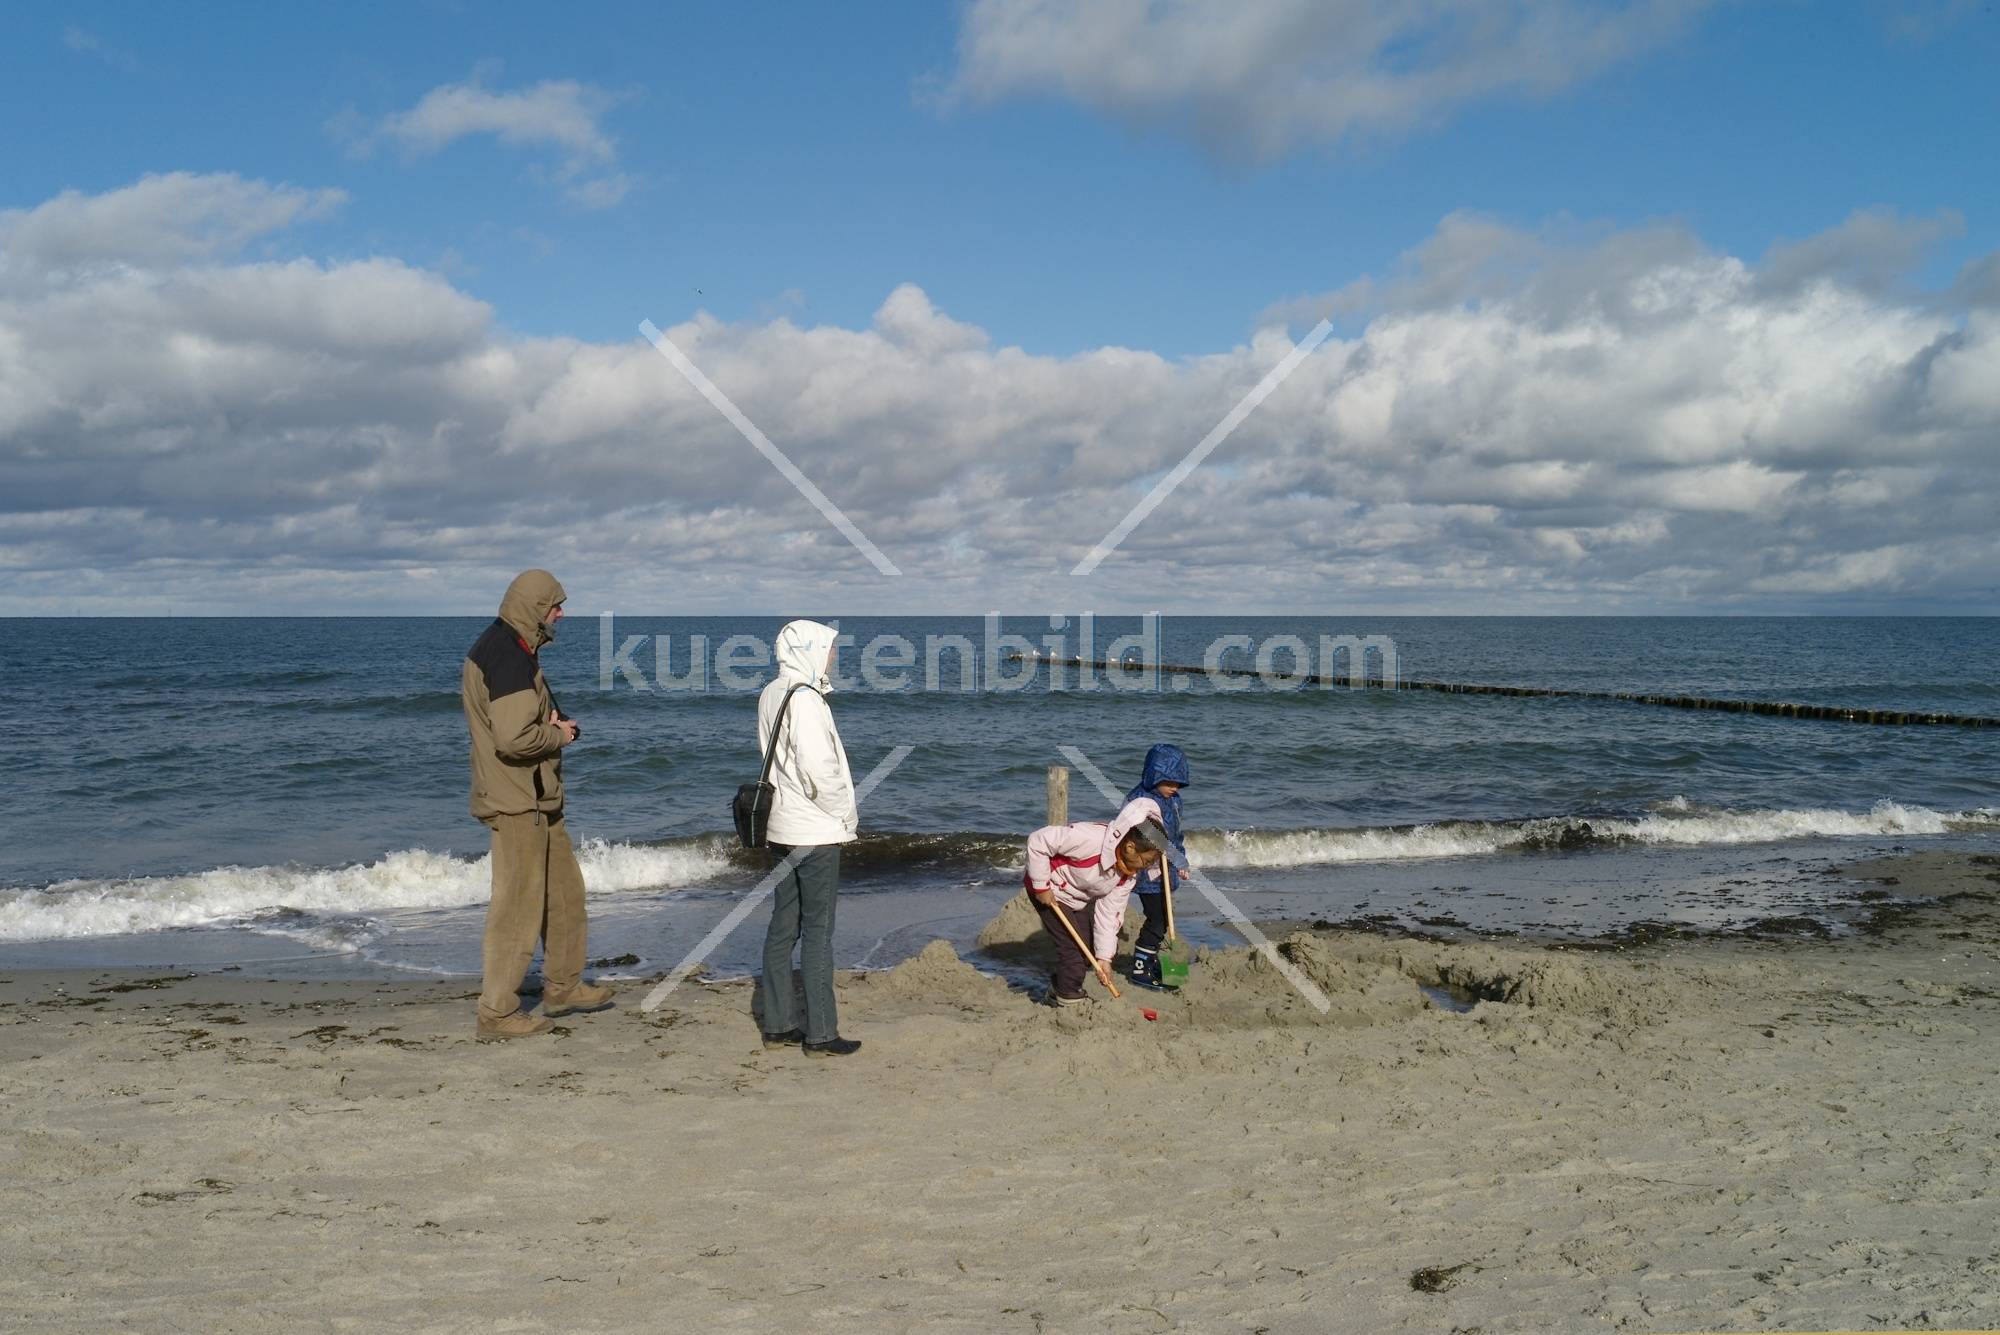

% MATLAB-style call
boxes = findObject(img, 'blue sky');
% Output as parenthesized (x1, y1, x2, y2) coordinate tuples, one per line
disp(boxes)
(3, 2, 1999, 613)
(15, 2, 1994, 355)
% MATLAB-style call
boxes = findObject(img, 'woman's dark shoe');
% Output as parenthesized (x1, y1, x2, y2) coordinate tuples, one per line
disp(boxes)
(802, 1037, 862, 1057)
(761, 1027, 805, 1048)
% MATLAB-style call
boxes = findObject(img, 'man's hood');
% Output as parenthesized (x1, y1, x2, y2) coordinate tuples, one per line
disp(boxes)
(498, 569, 566, 649)
(1138, 743, 1191, 790)
(774, 619, 839, 691)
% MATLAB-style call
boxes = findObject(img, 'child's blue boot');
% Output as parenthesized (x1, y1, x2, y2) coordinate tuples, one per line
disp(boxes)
(1128, 948, 1161, 989)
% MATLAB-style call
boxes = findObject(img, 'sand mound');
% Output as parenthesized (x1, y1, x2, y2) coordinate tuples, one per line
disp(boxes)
(974, 891, 1046, 953)
(1112, 929, 1668, 1036)
(1480, 957, 1654, 1024)
(1356, 938, 1662, 1029)
(973, 891, 1143, 968)
(1170, 932, 1428, 1029)
(971, 900, 1663, 1035)
(862, 940, 1011, 1001)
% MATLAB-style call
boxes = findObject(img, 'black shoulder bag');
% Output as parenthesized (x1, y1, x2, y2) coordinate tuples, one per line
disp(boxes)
(732, 684, 811, 849)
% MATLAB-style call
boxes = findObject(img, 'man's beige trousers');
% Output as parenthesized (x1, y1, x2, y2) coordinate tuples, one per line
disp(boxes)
(479, 810, 587, 1021)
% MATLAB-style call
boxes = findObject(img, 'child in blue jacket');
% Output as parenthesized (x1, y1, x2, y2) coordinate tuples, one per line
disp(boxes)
(1125, 743, 1191, 987)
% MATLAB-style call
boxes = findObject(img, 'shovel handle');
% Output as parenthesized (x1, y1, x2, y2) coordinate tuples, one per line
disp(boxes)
(1043, 893, 1120, 999)
(1161, 861, 1177, 943)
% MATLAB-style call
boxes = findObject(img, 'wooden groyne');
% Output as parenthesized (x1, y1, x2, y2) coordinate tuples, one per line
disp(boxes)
(1007, 654, 2000, 729)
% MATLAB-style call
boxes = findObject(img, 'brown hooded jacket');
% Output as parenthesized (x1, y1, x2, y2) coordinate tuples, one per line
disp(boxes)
(461, 569, 570, 821)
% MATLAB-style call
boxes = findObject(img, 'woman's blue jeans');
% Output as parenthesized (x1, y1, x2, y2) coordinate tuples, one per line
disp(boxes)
(761, 844, 841, 1043)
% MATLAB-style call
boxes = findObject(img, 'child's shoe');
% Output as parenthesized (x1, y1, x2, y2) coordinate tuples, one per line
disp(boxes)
(1127, 949, 1161, 989)
(1049, 991, 1093, 1008)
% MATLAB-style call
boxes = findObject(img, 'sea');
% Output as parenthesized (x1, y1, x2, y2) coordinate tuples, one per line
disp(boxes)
(5, 616, 1998, 981)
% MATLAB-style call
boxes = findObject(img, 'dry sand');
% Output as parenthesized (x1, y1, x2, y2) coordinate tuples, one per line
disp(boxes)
(4, 852, 2000, 1333)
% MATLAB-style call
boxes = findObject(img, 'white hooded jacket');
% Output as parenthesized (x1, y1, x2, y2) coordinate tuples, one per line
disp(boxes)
(757, 620, 858, 847)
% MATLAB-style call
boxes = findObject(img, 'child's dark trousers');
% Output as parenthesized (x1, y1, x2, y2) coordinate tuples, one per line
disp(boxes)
(1033, 896, 1097, 999)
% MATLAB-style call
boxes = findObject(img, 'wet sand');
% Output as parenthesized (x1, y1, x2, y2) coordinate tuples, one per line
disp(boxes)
(3, 853, 1999, 1333)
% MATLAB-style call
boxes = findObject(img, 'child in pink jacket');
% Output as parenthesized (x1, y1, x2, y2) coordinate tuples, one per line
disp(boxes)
(1023, 796, 1166, 1005)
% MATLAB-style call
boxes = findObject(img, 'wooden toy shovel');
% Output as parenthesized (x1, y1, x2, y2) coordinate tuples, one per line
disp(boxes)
(1158, 863, 1191, 988)
(1047, 897, 1120, 999)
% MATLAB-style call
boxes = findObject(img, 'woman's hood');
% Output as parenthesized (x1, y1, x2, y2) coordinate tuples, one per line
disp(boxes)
(498, 569, 566, 648)
(774, 619, 840, 691)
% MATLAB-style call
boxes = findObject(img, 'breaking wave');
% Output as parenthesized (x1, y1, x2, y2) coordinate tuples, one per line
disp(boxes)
(1187, 801, 1998, 869)
(0, 837, 735, 943)
(4, 801, 1991, 943)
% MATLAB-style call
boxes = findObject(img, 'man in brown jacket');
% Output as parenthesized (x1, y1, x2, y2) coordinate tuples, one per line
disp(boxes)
(461, 569, 613, 1039)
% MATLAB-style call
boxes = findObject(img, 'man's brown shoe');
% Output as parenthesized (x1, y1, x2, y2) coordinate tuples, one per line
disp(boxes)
(477, 1009, 554, 1041)
(542, 980, 616, 1017)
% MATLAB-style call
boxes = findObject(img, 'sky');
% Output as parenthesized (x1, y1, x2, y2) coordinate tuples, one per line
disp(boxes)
(2, 0, 1998, 615)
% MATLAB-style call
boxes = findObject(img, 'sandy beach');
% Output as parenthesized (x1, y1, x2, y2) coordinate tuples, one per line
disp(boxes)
(3, 852, 1998, 1334)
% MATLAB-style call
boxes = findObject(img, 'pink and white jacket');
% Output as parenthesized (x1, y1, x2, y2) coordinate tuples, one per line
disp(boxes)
(1023, 797, 1163, 960)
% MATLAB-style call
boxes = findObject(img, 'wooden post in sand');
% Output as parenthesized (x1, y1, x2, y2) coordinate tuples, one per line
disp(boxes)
(1046, 764, 1069, 826)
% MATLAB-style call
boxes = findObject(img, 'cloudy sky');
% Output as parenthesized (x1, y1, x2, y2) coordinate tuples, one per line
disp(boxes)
(3, 1, 1998, 615)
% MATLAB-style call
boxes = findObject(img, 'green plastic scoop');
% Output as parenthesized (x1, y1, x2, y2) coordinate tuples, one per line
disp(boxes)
(1158, 863, 1191, 988)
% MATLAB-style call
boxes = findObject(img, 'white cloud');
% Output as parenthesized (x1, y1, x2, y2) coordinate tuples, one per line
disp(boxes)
(558, 170, 635, 210)
(0, 172, 345, 270)
(1955, 252, 2000, 308)
(379, 78, 614, 160)
(1745, 545, 1922, 595)
(944, 0, 1713, 162)
(63, 25, 140, 71)
(364, 75, 634, 209)
(3, 175, 2000, 613)
(1757, 207, 1964, 298)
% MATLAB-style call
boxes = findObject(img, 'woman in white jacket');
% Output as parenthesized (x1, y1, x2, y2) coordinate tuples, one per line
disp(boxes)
(756, 620, 861, 1056)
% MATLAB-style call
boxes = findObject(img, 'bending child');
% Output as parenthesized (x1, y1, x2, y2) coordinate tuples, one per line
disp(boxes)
(1024, 796, 1165, 1006)
(1125, 744, 1191, 988)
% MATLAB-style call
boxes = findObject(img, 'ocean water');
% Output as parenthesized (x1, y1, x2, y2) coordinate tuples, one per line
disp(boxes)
(5, 616, 1998, 977)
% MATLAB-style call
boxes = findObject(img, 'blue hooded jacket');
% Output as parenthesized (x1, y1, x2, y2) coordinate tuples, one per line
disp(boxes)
(1125, 743, 1190, 896)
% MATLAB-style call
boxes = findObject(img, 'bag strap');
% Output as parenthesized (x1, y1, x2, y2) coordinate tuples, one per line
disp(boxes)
(756, 683, 814, 788)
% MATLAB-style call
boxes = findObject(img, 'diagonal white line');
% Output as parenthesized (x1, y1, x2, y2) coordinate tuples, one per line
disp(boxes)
(638, 847, 805, 1013)
(1057, 745, 1332, 1013)
(640, 744, 916, 1012)
(1071, 319, 1334, 576)
(639, 319, 902, 577)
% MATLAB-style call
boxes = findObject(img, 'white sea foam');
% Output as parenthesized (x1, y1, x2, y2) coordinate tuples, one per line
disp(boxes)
(5, 802, 1987, 942)
(1186, 801, 1994, 870)
(0, 838, 735, 943)
(1191, 822, 1514, 868)
(237, 909, 385, 955)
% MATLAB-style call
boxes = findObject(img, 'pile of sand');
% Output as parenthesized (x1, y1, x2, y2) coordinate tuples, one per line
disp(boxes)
(858, 939, 1013, 1002)
(971, 889, 1143, 968)
(971, 889, 1046, 955)
(968, 895, 1667, 1039)
(1354, 938, 1663, 1030)
(1151, 932, 1429, 1031)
